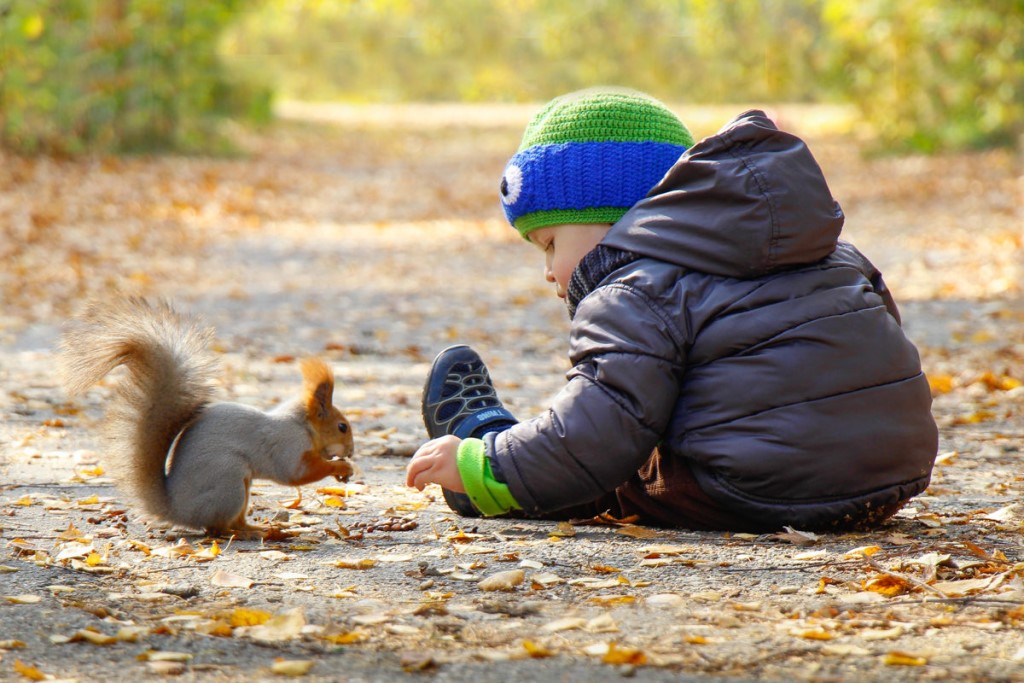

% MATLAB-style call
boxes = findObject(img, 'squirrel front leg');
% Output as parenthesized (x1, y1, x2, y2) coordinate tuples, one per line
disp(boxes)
(288, 450, 354, 486)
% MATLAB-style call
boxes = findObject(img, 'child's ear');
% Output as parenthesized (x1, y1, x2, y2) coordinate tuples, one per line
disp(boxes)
(300, 357, 335, 421)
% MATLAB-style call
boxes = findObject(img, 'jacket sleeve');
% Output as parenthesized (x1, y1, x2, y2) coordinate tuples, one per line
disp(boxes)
(487, 283, 685, 514)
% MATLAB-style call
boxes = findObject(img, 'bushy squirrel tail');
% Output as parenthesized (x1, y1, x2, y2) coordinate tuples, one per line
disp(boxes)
(59, 297, 218, 520)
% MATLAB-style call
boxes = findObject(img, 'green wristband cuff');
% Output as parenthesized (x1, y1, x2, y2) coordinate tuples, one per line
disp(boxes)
(456, 438, 521, 516)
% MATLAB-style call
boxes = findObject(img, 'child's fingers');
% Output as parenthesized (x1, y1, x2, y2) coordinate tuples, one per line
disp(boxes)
(405, 455, 431, 489)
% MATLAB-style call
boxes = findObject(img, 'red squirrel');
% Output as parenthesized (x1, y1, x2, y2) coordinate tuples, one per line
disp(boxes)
(59, 297, 354, 538)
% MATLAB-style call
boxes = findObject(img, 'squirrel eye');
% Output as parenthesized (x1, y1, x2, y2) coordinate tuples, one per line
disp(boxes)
(500, 164, 522, 205)
(338, 422, 348, 434)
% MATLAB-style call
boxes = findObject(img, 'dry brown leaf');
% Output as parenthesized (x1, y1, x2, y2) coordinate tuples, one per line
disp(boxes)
(615, 525, 659, 539)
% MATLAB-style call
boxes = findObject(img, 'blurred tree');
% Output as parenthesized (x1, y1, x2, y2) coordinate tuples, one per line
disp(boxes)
(222, 0, 1023, 153)
(822, 0, 1023, 151)
(3, 0, 1021, 154)
(0, 0, 272, 154)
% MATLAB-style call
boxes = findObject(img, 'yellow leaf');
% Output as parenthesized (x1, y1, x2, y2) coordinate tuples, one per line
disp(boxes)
(271, 659, 314, 676)
(590, 564, 621, 574)
(589, 595, 636, 606)
(843, 545, 881, 558)
(794, 629, 835, 640)
(85, 552, 103, 567)
(978, 371, 1021, 392)
(333, 559, 376, 570)
(0, 640, 26, 649)
(321, 631, 367, 645)
(884, 651, 927, 666)
(14, 496, 33, 507)
(323, 496, 346, 508)
(22, 15, 45, 40)
(13, 660, 46, 681)
(602, 642, 647, 666)
(864, 575, 911, 596)
(684, 635, 707, 645)
(952, 410, 996, 425)
(522, 640, 553, 658)
(192, 541, 222, 561)
(229, 608, 272, 627)
(927, 374, 954, 394)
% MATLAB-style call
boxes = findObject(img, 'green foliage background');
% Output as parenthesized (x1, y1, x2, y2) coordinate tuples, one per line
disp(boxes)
(2, 0, 1022, 154)
(0, 0, 271, 154)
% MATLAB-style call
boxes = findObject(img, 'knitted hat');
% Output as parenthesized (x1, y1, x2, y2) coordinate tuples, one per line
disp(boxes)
(500, 87, 693, 239)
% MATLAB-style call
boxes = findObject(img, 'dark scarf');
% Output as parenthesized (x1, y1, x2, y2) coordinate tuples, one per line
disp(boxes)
(566, 244, 641, 319)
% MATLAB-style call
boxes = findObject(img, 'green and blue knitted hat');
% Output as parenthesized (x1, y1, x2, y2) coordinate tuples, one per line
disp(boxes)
(500, 87, 694, 239)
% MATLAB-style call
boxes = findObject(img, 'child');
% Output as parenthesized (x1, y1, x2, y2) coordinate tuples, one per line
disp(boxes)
(406, 87, 938, 532)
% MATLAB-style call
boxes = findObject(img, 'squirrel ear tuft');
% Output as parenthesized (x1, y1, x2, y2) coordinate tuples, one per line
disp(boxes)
(300, 357, 335, 421)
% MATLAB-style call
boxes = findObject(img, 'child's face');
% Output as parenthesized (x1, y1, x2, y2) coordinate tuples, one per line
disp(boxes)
(528, 223, 612, 299)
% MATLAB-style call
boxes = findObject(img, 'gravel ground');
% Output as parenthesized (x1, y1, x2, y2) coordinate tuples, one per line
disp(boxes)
(1, 105, 1022, 682)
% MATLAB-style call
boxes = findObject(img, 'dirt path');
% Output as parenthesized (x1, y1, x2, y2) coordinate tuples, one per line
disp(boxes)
(1, 105, 1022, 682)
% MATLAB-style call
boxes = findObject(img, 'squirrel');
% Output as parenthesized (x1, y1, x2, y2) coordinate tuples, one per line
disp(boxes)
(58, 297, 355, 538)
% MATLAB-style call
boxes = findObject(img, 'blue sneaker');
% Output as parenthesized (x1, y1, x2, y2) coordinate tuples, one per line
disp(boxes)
(421, 345, 517, 516)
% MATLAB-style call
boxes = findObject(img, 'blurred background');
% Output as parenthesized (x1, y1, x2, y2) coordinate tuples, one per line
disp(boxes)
(1, 0, 1022, 156)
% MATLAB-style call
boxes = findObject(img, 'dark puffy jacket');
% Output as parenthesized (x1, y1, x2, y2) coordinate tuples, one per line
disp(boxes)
(488, 110, 938, 530)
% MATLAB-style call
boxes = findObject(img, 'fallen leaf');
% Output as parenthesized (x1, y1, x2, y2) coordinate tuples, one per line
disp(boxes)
(774, 527, 820, 545)
(931, 577, 995, 597)
(542, 617, 587, 633)
(333, 559, 376, 570)
(229, 608, 272, 627)
(478, 569, 524, 592)
(271, 659, 314, 676)
(616, 525, 659, 539)
(12, 660, 46, 681)
(522, 640, 553, 658)
(602, 642, 646, 666)
(864, 574, 912, 596)
(549, 522, 576, 538)
(883, 651, 927, 666)
(138, 651, 194, 662)
(248, 608, 306, 642)
(210, 570, 254, 588)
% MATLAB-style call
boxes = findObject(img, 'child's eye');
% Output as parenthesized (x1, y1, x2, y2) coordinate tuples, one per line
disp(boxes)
(338, 422, 349, 434)
(500, 164, 523, 205)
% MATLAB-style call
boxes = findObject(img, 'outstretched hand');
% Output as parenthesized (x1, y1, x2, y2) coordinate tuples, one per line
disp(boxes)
(406, 435, 465, 493)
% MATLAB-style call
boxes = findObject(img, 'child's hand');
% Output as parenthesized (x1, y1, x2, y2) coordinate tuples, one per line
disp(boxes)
(406, 435, 465, 493)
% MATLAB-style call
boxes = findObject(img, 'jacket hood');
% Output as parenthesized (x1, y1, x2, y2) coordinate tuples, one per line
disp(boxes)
(601, 110, 844, 278)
